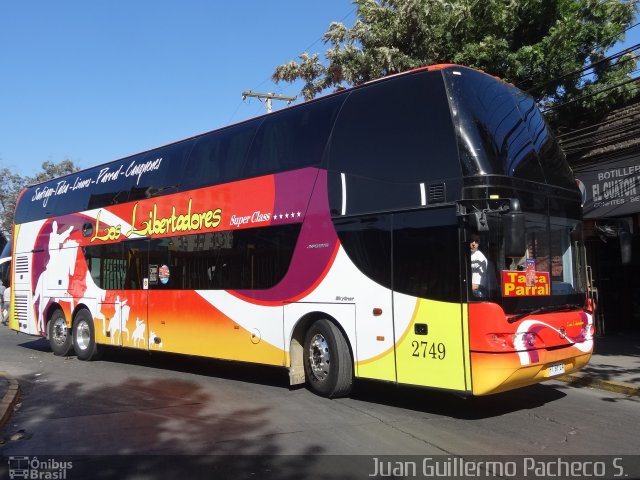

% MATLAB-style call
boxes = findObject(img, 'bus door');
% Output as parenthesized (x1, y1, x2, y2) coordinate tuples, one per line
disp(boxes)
(83, 238, 148, 347)
(146, 237, 185, 353)
(392, 209, 471, 392)
(334, 215, 396, 383)
(115, 238, 149, 349)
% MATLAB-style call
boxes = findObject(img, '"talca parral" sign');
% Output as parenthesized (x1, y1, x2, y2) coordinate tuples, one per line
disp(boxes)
(502, 270, 550, 297)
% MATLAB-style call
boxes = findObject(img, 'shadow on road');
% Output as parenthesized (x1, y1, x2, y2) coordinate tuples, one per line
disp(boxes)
(1, 363, 345, 479)
(350, 379, 566, 419)
(15, 336, 567, 423)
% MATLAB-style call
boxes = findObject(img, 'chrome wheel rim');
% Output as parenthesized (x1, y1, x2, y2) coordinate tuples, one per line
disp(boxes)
(51, 317, 68, 346)
(308, 333, 330, 381)
(75, 320, 90, 351)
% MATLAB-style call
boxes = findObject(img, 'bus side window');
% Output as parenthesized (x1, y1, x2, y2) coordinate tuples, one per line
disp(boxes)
(0, 260, 9, 288)
(183, 120, 260, 190)
(148, 225, 300, 291)
(130, 141, 194, 200)
(393, 209, 460, 302)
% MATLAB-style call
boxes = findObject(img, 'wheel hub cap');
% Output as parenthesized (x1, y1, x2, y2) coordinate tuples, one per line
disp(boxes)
(76, 321, 90, 351)
(308, 333, 330, 381)
(52, 319, 67, 346)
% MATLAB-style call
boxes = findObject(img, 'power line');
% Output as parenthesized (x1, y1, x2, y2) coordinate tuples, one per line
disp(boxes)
(526, 43, 640, 95)
(241, 91, 297, 113)
(561, 117, 640, 144)
(518, 18, 640, 91)
(562, 128, 640, 153)
(562, 123, 640, 148)
(229, 7, 357, 124)
(542, 74, 639, 113)
(250, 6, 357, 93)
(568, 47, 640, 86)
(556, 106, 640, 139)
(559, 110, 640, 157)
(626, 21, 640, 32)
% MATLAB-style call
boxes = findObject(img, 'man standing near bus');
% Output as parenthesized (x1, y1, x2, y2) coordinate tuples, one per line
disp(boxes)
(0, 279, 6, 325)
(470, 233, 488, 298)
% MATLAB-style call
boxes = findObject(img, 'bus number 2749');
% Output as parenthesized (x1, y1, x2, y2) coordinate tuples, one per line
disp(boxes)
(411, 341, 446, 360)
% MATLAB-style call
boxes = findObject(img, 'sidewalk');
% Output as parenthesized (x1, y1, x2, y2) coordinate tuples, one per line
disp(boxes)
(0, 335, 638, 430)
(0, 371, 20, 429)
(557, 333, 640, 396)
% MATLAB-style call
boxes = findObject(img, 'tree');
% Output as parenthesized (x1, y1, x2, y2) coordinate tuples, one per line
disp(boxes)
(0, 166, 23, 238)
(0, 159, 80, 238)
(26, 159, 80, 185)
(273, 0, 639, 128)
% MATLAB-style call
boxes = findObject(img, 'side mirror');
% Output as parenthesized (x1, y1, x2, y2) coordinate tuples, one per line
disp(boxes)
(504, 212, 526, 257)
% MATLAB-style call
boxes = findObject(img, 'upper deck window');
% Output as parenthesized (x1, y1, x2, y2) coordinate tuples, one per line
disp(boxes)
(182, 119, 260, 190)
(244, 94, 344, 177)
(329, 70, 459, 183)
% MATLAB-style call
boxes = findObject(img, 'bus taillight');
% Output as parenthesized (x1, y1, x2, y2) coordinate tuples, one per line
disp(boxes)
(487, 333, 512, 349)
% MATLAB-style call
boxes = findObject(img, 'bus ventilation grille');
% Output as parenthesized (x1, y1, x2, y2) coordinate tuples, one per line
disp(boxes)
(15, 255, 29, 274)
(14, 294, 29, 325)
(428, 183, 445, 204)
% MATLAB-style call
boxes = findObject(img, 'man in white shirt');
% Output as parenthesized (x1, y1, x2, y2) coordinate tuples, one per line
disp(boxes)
(470, 234, 488, 297)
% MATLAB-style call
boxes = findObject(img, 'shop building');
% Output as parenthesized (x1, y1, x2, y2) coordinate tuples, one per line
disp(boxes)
(560, 99, 640, 334)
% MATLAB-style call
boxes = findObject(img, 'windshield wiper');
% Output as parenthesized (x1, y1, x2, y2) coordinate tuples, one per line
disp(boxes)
(507, 304, 581, 324)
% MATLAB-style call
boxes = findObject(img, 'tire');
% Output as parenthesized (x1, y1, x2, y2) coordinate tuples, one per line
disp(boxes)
(48, 309, 73, 356)
(303, 319, 353, 398)
(72, 309, 102, 361)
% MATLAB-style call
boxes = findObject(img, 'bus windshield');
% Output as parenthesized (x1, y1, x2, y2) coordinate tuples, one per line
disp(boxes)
(469, 203, 587, 314)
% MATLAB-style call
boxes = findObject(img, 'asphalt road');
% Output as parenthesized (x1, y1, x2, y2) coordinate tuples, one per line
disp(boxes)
(1, 325, 639, 478)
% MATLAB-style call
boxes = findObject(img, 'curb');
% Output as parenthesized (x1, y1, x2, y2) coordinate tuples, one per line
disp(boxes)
(556, 373, 640, 397)
(0, 371, 20, 428)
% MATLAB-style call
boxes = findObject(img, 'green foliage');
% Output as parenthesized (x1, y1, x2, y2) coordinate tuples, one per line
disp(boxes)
(0, 159, 81, 237)
(0, 167, 23, 238)
(273, 0, 639, 127)
(27, 160, 80, 185)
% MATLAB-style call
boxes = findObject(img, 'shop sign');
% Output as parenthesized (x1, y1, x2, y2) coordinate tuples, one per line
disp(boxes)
(574, 154, 640, 218)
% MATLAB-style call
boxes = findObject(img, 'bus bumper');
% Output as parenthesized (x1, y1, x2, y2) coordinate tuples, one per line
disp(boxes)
(470, 347, 592, 395)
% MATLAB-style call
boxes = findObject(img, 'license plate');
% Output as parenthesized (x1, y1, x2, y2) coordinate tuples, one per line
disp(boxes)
(548, 363, 565, 376)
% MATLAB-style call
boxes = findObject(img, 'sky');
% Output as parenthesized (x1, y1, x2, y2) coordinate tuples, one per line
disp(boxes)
(0, 2, 638, 178)
(0, 1, 357, 177)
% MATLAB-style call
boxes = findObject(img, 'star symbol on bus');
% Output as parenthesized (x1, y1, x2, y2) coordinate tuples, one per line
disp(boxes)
(274, 211, 302, 220)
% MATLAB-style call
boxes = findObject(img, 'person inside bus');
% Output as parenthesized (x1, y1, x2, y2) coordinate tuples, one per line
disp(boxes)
(469, 233, 488, 298)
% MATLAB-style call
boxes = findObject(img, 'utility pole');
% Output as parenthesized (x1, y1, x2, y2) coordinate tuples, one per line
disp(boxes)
(242, 91, 297, 113)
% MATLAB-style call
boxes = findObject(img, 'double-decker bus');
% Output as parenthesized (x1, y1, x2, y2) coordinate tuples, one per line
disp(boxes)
(8, 65, 593, 398)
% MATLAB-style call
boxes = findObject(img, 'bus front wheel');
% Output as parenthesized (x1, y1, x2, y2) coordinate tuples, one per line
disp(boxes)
(303, 319, 353, 398)
(48, 309, 73, 356)
(72, 309, 102, 361)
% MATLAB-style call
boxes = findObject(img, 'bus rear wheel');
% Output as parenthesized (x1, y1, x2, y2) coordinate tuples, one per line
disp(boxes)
(303, 319, 353, 398)
(48, 309, 73, 356)
(72, 309, 102, 361)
